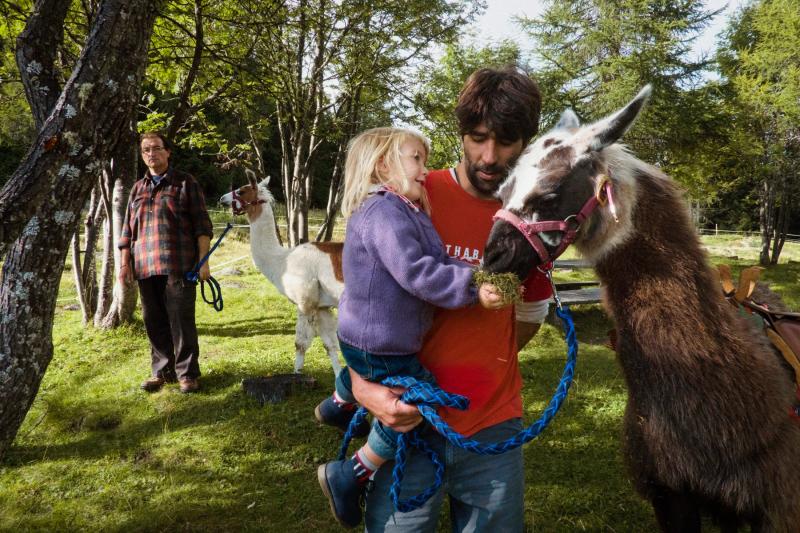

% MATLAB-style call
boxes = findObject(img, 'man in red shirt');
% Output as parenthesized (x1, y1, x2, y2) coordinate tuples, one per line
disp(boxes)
(351, 68, 550, 531)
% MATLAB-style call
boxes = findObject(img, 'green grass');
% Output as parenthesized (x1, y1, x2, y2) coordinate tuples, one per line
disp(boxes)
(1, 235, 799, 532)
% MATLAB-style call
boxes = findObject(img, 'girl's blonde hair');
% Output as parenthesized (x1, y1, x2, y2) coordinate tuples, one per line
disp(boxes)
(340, 127, 431, 218)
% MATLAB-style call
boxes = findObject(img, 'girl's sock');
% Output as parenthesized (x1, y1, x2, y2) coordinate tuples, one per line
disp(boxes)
(332, 391, 356, 410)
(351, 448, 379, 484)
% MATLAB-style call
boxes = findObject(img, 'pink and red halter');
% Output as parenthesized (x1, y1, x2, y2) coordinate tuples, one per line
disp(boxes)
(492, 176, 617, 265)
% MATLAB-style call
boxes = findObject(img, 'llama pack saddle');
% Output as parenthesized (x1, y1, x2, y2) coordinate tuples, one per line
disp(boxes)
(718, 265, 800, 386)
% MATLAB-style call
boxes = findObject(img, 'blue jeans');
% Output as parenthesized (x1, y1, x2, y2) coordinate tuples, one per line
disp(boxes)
(335, 341, 435, 461)
(363, 418, 525, 533)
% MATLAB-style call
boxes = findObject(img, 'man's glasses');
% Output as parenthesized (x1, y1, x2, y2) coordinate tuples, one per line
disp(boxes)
(142, 146, 166, 154)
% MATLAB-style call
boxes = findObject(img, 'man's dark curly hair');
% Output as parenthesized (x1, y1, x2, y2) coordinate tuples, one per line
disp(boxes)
(455, 67, 541, 144)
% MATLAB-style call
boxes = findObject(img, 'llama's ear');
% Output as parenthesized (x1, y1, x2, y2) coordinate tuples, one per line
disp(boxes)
(245, 168, 258, 188)
(587, 85, 652, 152)
(556, 109, 580, 130)
(259, 175, 271, 188)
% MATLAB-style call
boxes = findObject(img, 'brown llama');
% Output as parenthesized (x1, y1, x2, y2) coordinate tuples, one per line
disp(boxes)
(483, 86, 800, 532)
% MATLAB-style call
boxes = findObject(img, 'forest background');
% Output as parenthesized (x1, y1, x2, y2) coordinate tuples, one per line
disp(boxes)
(0, 0, 798, 507)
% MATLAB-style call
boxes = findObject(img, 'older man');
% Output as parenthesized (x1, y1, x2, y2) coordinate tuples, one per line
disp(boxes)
(118, 132, 213, 393)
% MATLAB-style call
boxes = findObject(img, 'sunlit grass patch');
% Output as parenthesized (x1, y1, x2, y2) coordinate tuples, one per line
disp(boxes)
(2, 235, 799, 531)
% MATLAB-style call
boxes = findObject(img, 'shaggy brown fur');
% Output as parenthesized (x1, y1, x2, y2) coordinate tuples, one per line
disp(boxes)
(484, 88, 800, 530)
(593, 170, 800, 532)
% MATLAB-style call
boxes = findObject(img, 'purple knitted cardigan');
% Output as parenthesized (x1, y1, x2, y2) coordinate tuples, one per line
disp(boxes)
(337, 191, 478, 355)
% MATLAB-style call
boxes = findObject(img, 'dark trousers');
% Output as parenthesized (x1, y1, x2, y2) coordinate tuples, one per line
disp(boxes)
(138, 275, 200, 380)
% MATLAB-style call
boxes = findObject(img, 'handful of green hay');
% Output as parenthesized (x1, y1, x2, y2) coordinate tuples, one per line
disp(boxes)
(473, 270, 523, 304)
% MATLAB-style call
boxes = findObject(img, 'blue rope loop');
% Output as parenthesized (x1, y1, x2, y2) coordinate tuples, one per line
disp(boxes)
(338, 407, 370, 461)
(185, 222, 232, 311)
(391, 431, 445, 513)
(335, 305, 579, 512)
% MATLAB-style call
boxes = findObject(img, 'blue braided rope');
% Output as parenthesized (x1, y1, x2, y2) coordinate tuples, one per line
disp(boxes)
(336, 305, 578, 512)
(390, 431, 444, 513)
(185, 222, 233, 282)
(337, 406, 370, 461)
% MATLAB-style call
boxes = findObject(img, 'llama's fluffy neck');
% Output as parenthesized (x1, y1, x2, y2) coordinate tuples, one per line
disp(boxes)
(593, 169, 734, 368)
(247, 205, 290, 292)
(591, 166, 793, 456)
(595, 171, 709, 306)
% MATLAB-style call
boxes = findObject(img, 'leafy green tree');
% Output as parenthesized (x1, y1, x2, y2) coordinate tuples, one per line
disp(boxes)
(0, 0, 159, 459)
(90, 0, 276, 329)
(244, 0, 480, 245)
(2, 1, 147, 329)
(0, 1, 36, 185)
(521, 0, 719, 168)
(717, 0, 800, 264)
(409, 41, 525, 170)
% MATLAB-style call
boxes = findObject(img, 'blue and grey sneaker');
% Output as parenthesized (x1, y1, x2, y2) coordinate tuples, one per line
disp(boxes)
(314, 396, 370, 438)
(317, 459, 364, 529)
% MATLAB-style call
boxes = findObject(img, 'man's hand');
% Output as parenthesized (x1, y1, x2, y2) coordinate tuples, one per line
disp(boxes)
(197, 235, 211, 281)
(349, 368, 422, 433)
(198, 262, 211, 281)
(516, 321, 542, 352)
(118, 249, 134, 284)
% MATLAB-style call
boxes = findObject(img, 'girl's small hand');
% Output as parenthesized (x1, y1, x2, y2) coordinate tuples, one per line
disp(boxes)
(479, 283, 510, 309)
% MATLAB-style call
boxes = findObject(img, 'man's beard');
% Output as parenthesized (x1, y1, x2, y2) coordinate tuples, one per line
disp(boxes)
(464, 158, 517, 197)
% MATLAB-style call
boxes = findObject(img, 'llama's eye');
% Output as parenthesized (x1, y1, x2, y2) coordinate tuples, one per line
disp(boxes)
(539, 193, 559, 207)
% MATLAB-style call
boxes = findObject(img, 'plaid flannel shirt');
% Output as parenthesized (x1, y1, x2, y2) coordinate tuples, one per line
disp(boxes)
(118, 167, 213, 280)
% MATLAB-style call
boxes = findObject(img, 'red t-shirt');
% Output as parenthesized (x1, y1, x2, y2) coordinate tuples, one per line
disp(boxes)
(419, 169, 552, 436)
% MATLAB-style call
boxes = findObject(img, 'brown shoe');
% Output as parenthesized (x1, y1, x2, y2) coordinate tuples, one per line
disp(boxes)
(141, 376, 166, 392)
(179, 377, 200, 393)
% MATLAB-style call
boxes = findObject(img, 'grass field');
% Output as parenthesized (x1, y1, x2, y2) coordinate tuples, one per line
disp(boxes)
(1, 228, 798, 532)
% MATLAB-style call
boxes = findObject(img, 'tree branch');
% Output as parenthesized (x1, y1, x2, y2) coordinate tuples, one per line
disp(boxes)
(15, 0, 71, 129)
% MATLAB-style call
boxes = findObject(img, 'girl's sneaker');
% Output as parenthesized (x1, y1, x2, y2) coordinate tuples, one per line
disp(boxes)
(314, 396, 370, 437)
(317, 459, 364, 528)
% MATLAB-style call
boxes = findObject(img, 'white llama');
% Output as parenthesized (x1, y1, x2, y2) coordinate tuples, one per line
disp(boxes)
(220, 173, 343, 376)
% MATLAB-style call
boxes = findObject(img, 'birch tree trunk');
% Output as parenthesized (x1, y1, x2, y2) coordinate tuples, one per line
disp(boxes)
(758, 180, 772, 266)
(72, 184, 101, 324)
(0, 0, 159, 459)
(93, 162, 116, 325)
(316, 92, 360, 242)
(97, 129, 139, 328)
(165, 0, 203, 142)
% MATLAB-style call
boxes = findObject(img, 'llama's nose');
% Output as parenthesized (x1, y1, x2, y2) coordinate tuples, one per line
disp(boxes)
(484, 220, 540, 280)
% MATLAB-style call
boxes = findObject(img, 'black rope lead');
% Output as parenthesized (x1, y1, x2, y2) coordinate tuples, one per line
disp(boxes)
(200, 276, 223, 312)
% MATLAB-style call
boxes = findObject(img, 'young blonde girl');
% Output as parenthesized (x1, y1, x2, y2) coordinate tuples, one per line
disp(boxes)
(315, 127, 506, 528)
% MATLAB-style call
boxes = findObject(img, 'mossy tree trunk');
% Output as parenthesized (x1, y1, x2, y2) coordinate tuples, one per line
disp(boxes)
(0, 0, 160, 460)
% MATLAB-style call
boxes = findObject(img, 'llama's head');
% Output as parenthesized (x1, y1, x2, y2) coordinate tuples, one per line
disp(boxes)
(483, 86, 652, 279)
(219, 170, 274, 220)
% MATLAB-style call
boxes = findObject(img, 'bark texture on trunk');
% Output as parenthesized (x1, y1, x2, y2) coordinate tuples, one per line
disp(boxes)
(0, 0, 159, 459)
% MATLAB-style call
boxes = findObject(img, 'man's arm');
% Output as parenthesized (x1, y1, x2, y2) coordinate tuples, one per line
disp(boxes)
(118, 247, 134, 284)
(349, 368, 422, 433)
(184, 175, 213, 281)
(516, 321, 542, 352)
(515, 297, 550, 351)
(117, 188, 136, 284)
